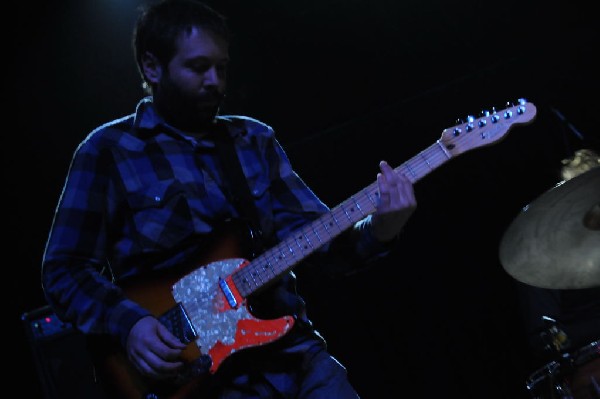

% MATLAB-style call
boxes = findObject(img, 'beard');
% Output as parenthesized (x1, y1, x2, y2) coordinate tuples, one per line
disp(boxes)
(154, 75, 225, 132)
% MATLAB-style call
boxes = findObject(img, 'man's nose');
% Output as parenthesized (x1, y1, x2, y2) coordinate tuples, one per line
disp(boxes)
(204, 66, 220, 86)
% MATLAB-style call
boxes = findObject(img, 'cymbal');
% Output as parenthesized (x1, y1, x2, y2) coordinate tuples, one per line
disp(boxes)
(499, 166, 600, 289)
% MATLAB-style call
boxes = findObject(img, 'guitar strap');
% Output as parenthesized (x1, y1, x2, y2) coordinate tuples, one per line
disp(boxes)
(213, 120, 265, 249)
(214, 121, 306, 322)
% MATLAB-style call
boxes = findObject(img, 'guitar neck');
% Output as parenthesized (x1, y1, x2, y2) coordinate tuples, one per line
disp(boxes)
(231, 99, 537, 297)
(231, 141, 450, 297)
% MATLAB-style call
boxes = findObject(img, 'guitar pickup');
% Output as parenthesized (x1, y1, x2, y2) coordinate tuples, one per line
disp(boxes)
(219, 277, 238, 308)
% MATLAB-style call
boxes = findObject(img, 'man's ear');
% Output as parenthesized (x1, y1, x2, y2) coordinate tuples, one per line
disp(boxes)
(141, 52, 162, 85)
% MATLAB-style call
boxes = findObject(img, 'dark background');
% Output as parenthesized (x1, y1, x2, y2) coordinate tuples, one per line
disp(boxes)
(9, 0, 599, 398)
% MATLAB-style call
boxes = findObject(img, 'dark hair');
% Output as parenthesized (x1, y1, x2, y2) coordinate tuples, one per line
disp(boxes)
(133, 0, 230, 91)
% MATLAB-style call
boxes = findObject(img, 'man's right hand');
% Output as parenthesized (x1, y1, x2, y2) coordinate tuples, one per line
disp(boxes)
(126, 315, 187, 379)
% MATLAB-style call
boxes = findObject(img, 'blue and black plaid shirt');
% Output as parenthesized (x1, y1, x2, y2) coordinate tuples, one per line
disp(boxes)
(42, 97, 390, 348)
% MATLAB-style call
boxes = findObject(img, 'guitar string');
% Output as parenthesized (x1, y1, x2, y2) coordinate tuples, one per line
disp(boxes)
(231, 104, 534, 297)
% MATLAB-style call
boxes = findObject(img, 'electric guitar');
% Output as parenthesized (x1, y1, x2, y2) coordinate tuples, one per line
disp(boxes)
(92, 99, 537, 398)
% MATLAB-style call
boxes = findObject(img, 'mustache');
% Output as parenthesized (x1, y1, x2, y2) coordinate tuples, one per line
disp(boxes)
(195, 90, 225, 103)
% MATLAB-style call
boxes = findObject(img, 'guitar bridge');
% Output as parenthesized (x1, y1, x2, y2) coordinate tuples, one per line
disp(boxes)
(158, 302, 198, 344)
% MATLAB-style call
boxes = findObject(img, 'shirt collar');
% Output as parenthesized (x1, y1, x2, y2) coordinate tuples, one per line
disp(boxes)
(131, 96, 247, 144)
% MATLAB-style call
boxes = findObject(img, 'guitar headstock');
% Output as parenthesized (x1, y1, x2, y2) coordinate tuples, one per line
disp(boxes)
(438, 99, 537, 157)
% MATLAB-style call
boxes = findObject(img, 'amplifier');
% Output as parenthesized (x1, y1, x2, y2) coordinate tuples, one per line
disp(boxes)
(22, 305, 74, 340)
(21, 305, 107, 399)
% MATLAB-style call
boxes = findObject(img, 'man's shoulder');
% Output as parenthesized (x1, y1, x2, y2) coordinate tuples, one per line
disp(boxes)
(92, 114, 136, 136)
(217, 114, 274, 137)
(77, 114, 137, 151)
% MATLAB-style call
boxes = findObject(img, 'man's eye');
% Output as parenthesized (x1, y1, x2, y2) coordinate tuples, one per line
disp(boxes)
(190, 64, 210, 73)
(216, 64, 227, 74)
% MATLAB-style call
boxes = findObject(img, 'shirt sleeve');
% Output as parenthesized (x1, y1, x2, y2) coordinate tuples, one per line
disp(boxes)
(255, 123, 395, 277)
(41, 133, 151, 348)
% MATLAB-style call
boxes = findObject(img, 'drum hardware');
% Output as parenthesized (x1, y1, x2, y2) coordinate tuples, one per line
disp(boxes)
(540, 316, 571, 354)
(525, 340, 600, 399)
